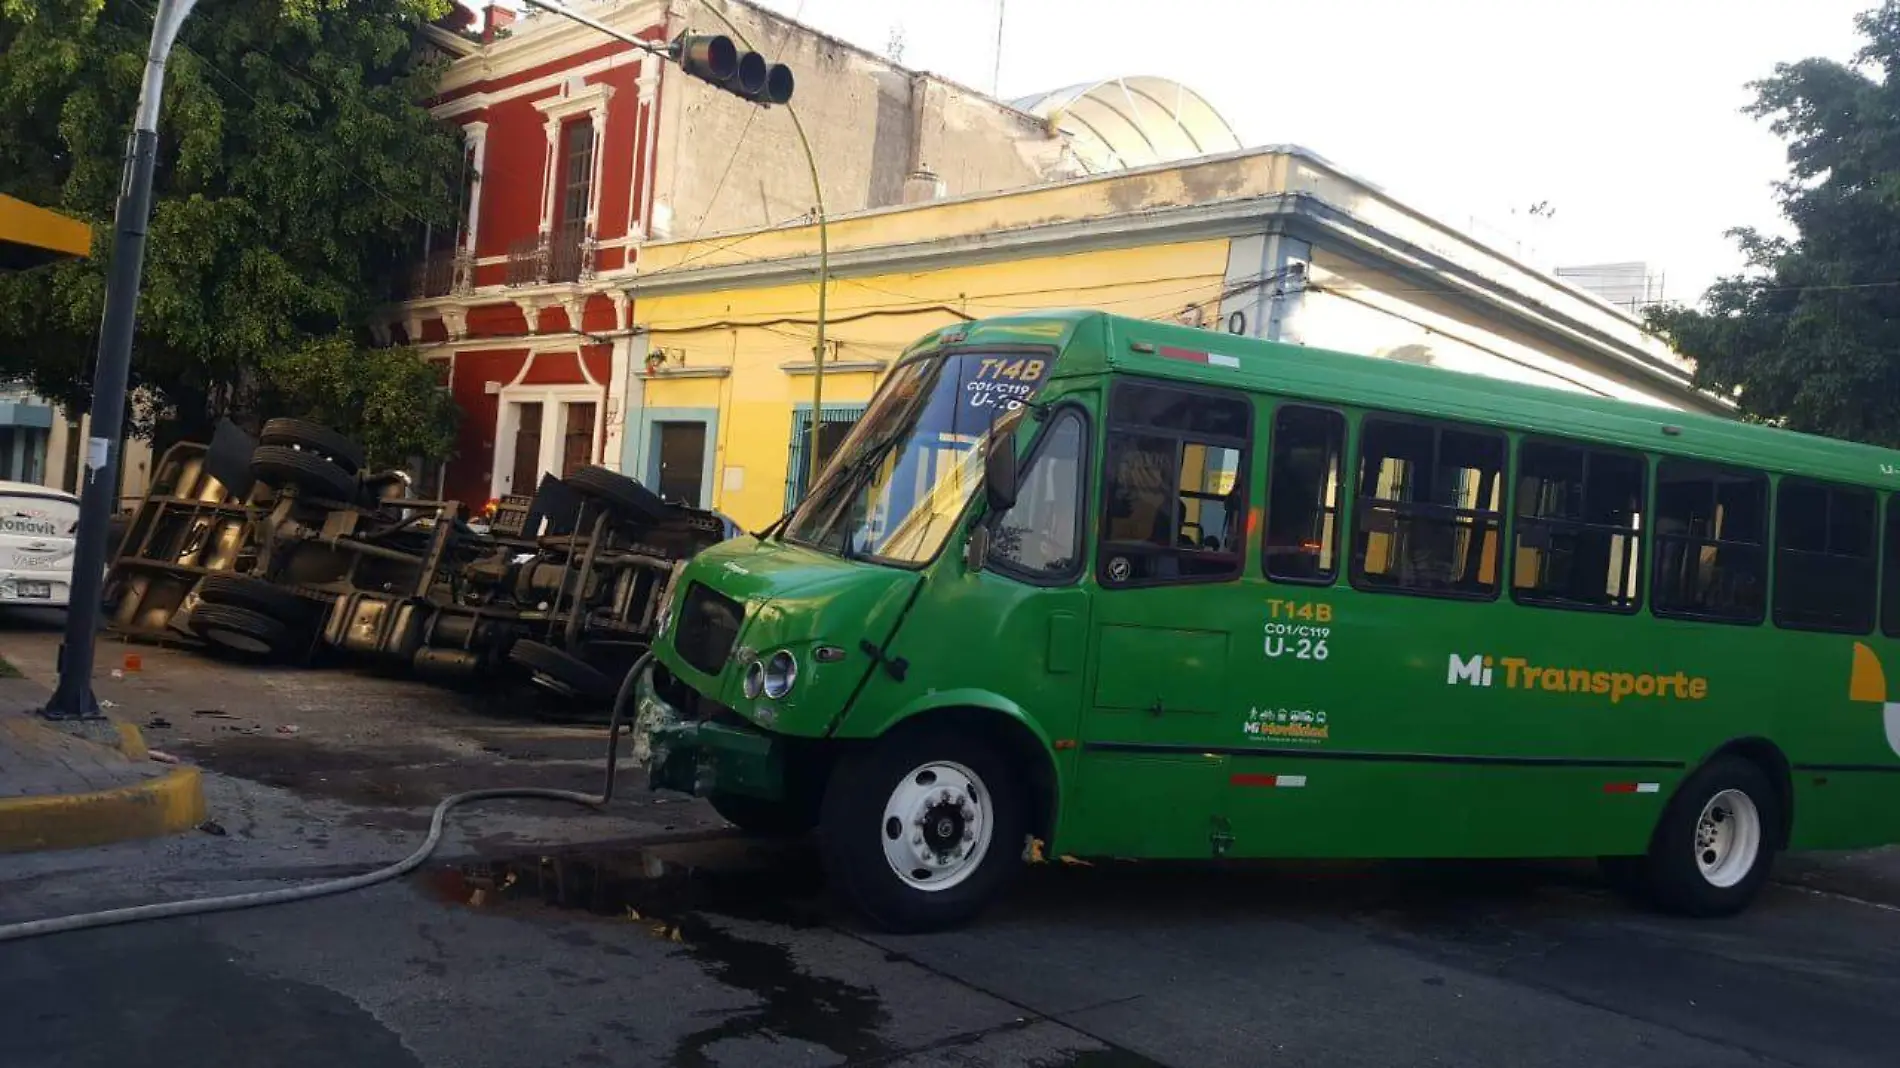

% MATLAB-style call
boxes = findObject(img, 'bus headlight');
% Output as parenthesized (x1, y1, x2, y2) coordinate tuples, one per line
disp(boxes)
(762, 650, 798, 699)
(742, 658, 766, 699)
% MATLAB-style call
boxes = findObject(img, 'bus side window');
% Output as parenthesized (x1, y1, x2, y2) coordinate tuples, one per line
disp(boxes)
(1264, 405, 1344, 584)
(1098, 381, 1250, 587)
(1651, 460, 1767, 624)
(987, 409, 1087, 581)
(1351, 416, 1505, 599)
(1512, 439, 1645, 613)
(1774, 479, 1875, 633)
(1883, 496, 1900, 638)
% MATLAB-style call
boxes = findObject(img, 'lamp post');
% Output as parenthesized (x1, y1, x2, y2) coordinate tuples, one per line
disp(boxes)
(44, 0, 199, 721)
(519, 0, 830, 491)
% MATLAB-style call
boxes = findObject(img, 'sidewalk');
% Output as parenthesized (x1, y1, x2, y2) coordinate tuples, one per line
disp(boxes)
(0, 675, 205, 853)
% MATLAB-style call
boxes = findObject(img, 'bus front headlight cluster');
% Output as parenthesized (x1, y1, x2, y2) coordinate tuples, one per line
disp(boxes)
(762, 650, 797, 699)
(741, 650, 798, 700)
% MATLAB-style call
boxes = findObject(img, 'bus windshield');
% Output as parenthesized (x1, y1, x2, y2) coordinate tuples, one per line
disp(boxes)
(783, 350, 1049, 564)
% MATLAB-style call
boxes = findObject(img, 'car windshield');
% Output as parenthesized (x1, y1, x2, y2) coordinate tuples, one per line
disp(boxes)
(0, 494, 79, 538)
(783, 350, 1050, 564)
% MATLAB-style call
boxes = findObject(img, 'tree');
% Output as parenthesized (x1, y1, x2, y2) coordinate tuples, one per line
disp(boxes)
(0, 0, 465, 461)
(264, 337, 456, 471)
(1647, 1, 1900, 447)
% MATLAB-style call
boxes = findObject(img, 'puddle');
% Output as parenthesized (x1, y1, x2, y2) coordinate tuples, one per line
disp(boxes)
(419, 837, 826, 928)
(419, 838, 896, 1066)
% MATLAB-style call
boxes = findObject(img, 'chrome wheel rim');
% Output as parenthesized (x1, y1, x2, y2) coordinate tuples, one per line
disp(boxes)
(1695, 788, 1761, 888)
(880, 760, 993, 892)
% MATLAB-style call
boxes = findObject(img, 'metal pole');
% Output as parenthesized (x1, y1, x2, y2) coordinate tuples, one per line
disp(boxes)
(670, 1, 829, 491)
(521, 0, 831, 494)
(44, 0, 198, 720)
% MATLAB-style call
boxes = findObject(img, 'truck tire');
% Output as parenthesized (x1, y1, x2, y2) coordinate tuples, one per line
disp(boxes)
(566, 465, 669, 522)
(189, 603, 292, 658)
(251, 444, 357, 502)
(259, 418, 365, 474)
(820, 723, 1025, 932)
(197, 573, 313, 622)
(1631, 755, 1780, 917)
(509, 639, 616, 701)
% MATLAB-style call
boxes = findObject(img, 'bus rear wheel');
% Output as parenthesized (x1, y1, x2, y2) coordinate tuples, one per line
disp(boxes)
(819, 725, 1025, 932)
(1631, 756, 1780, 917)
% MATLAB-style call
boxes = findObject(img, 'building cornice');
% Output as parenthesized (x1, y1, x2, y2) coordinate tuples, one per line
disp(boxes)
(621, 190, 1714, 411)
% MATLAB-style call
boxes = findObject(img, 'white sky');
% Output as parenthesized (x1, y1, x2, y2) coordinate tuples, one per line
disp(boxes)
(736, 0, 1871, 305)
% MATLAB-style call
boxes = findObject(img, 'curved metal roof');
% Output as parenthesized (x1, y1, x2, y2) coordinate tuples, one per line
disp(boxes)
(1011, 77, 1243, 174)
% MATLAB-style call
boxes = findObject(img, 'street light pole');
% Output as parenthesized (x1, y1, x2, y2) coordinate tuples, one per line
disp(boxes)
(685, 2, 829, 492)
(519, 0, 830, 491)
(44, 0, 198, 721)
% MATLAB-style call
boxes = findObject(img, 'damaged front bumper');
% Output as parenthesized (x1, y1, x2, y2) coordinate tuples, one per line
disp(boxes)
(634, 666, 787, 801)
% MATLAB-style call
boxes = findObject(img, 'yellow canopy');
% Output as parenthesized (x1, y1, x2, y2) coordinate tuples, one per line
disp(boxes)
(0, 194, 91, 271)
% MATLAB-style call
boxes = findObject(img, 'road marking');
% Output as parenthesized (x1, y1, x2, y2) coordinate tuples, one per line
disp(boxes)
(1784, 884, 1900, 914)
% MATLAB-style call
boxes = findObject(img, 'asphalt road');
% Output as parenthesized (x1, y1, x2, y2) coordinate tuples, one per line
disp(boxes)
(4, 620, 1900, 1068)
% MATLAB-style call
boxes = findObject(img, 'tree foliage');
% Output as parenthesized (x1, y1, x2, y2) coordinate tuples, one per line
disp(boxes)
(264, 337, 455, 470)
(1648, 1, 1900, 447)
(0, 0, 463, 460)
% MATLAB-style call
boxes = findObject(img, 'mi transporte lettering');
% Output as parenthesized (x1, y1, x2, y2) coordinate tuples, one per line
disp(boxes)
(1447, 654, 1709, 705)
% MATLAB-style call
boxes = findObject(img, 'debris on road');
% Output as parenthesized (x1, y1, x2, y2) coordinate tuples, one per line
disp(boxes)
(276, 724, 299, 735)
(148, 749, 180, 764)
(147, 716, 172, 729)
(197, 819, 227, 837)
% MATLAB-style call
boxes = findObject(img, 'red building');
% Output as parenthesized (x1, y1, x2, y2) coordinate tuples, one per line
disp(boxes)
(395, 1, 1080, 507)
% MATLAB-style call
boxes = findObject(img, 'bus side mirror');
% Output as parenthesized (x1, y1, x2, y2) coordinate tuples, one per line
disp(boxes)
(984, 440, 1019, 514)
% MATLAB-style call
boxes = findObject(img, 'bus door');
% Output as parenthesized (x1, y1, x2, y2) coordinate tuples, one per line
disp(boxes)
(1066, 380, 1255, 858)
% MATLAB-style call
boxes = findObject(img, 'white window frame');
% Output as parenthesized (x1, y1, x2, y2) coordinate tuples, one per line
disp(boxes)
(533, 79, 613, 236)
(492, 383, 606, 499)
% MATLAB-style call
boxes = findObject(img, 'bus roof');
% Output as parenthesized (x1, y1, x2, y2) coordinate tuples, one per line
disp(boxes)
(926, 309, 1900, 488)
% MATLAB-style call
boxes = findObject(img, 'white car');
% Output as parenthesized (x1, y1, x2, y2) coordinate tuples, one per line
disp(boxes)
(0, 480, 79, 608)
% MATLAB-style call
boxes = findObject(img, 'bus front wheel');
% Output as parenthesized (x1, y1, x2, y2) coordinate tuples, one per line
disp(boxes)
(1632, 756, 1780, 917)
(819, 725, 1026, 932)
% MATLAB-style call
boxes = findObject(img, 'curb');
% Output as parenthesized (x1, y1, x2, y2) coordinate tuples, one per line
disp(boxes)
(0, 766, 206, 854)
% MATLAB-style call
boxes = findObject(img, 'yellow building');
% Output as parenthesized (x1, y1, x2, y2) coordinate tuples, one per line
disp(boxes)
(612, 145, 1719, 531)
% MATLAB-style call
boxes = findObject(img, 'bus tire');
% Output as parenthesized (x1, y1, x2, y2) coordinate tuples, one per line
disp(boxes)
(819, 724, 1025, 932)
(1643, 756, 1780, 917)
(710, 792, 814, 837)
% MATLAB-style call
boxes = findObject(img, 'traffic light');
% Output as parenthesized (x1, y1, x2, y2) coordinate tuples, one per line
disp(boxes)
(670, 33, 794, 105)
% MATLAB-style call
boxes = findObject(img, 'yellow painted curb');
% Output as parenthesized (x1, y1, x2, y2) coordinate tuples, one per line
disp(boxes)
(111, 718, 148, 760)
(0, 766, 206, 854)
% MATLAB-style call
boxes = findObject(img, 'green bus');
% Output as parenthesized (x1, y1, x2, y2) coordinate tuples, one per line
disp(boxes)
(634, 309, 1900, 931)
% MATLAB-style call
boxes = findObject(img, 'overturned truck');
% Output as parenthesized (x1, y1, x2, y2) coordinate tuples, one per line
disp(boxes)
(105, 419, 734, 711)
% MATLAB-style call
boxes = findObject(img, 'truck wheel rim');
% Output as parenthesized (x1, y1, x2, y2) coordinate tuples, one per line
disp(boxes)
(881, 760, 993, 892)
(1695, 788, 1761, 888)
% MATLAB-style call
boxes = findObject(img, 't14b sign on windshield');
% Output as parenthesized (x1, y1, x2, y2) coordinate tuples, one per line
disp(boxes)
(963, 357, 1045, 412)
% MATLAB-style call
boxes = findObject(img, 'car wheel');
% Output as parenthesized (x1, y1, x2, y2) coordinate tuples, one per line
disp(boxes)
(251, 445, 357, 502)
(710, 792, 816, 837)
(258, 418, 365, 474)
(509, 639, 616, 701)
(565, 465, 670, 523)
(820, 724, 1025, 932)
(188, 603, 292, 658)
(196, 573, 313, 622)
(1640, 756, 1780, 917)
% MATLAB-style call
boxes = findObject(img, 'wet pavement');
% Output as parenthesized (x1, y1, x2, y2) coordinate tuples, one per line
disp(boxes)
(4, 618, 1900, 1066)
